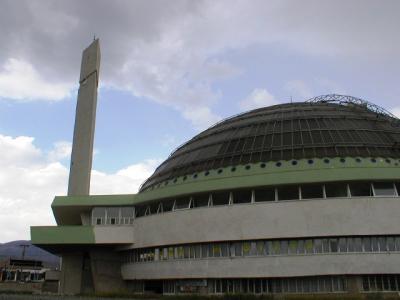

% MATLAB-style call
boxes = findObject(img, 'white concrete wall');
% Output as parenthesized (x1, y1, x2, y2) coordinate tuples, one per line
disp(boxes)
(129, 197, 400, 248)
(121, 252, 400, 280)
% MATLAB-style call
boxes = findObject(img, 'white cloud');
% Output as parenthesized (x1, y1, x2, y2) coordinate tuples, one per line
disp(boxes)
(47, 141, 72, 162)
(0, 133, 159, 242)
(391, 107, 400, 119)
(91, 159, 161, 195)
(239, 88, 277, 111)
(182, 106, 221, 130)
(285, 80, 313, 100)
(0, 58, 71, 101)
(1, 1, 398, 126)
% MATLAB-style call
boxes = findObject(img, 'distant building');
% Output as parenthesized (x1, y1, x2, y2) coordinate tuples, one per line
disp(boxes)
(31, 41, 400, 295)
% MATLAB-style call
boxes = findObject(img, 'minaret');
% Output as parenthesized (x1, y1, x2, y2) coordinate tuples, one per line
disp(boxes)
(68, 39, 100, 196)
(60, 39, 100, 295)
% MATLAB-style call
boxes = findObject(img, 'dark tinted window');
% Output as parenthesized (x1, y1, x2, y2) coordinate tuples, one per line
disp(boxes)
(325, 183, 348, 198)
(192, 194, 209, 208)
(212, 192, 230, 206)
(301, 184, 324, 199)
(174, 197, 191, 210)
(277, 185, 299, 200)
(396, 183, 400, 195)
(162, 199, 175, 212)
(373, 182, 396, 196)
(232, 190, 252, 204)
(254, 187, 275, 202)
(135, 205, 147, 217)
(349, 182, 373, 197)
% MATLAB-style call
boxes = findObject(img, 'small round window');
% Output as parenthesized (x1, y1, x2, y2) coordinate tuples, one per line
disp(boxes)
(260, 163, 266, 168)
(276, 162, 282, 167)
(291, 160, 298, 166)
(231, 167, 236, 172)
(245, 165, 251, 170)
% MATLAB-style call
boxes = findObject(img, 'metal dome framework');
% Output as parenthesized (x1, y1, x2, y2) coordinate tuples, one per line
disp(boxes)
(306, 94, 398, 120)
(140, 95, 400, 192)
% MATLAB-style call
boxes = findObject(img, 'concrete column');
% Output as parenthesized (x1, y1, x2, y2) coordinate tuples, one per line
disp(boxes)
(59, 253, 83, 295)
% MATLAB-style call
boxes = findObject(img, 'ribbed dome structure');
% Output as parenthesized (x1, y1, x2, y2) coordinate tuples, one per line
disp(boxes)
(140, 95, 400, 191)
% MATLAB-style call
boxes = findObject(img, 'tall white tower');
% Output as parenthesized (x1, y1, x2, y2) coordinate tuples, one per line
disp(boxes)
(68, 39, 100, 196)
(61, 39, 100, 295)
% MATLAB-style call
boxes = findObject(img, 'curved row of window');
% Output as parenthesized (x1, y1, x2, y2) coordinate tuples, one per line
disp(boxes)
(122, 235, 400, 264)
(92, 181, 400, 226)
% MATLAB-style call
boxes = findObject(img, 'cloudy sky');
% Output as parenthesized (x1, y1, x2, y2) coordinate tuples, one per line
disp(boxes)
(0, 0, 399, 242)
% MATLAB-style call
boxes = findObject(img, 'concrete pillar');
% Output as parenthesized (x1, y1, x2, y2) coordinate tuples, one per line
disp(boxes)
(59, 253, 83, 295)
(60, 39, 101, 295)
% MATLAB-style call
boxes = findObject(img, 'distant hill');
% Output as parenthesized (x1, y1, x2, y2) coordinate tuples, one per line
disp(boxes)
(0, 240, 59, 269)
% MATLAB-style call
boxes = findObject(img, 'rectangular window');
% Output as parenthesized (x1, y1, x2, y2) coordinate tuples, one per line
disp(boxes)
(194, 245, 201, 258)
(211, 192, 230, 206)
(183, 246, 190, 259)
(288, 240, 298, 254)
(271, 240, 280, 255)
(387, 237, 395, 251)
(297, 240, 305, 254)
(174, 197, 191, 210)
(280, 240, 288, 255)
(256, 241, 265, 255)
(363, 237, 372, 252)
(254, 187, 275, 202)
(277, 185, 299, 201)
(395, 237, 400, 251)
(96, 218, 102, 225)
(213, 244, 221, 257)
(396, 183, 400, 196)
(349, 182, 373, 197)
(314, 239, 323, 253)
(301, 184, 324, 199)
(168, 247, 174, 259)
(373, 182, 396, 196)
(305, 239, 313, 254)
(234, 242, 242, 256)
(232, 190, 252, 204)
(162, 199, 175, 212)
(243, 242, 251, 256)
(371, 237, 379, 252)
(354, 237, 363, 252)
(378, 237, 387, 251)
(325, 183, 348, 198)
(135, 205, 147, 217)
(330, 239, 338, 252)
(192, 194, 209, 208)
(339, 238, 347, 252)
(221, 243, 229, 257)
(322, 239, 329, 252)
(201, 244, 208, 258)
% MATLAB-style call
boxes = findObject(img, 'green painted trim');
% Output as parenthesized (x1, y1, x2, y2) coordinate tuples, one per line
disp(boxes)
(50, 157, 400, 225)
(30, 226, 95, 244)
(52, 194, 135, 207)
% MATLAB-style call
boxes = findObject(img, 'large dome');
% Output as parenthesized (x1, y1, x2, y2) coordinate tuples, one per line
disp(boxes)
(140, 94, 400, 191)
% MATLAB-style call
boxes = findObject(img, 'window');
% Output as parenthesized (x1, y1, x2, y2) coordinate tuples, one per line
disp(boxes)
(233, 242, 242, 257)
(396, 183, 400, 195)
(277, 185, 299, 200)
(211, 192, 230, 206)
(135, 205, 147, 217)
(325, 183, 348, 198)
(162, 199, 175, 212)
(256, 241, 265, 255)
(271, 240, 280, 255)
(106, 207, 120, 224)
(92, 207, 106, 225)
(243, 242, 252, 256)
(254, 187, 275, 202)
(349, 182, 373, 197)
(304, 240, 313, 254)
(338, 238, 347, 252)
(314, 239, 323, 253)
(288, 240, 298, 255)
(329, 239, 338, 252)
(373, 182, 396, 196)
(301, 184, 324, 199)
(232, 190, 252, 204)
(174, 197, 191, 210)
(363, 237, 372, 252)
(192, 194, 209, 208)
